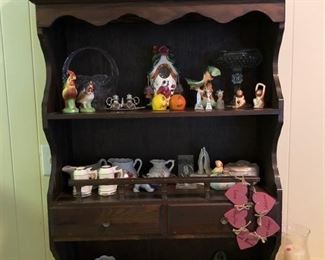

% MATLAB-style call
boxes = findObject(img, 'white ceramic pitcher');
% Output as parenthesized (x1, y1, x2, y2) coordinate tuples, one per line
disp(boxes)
(147, 159, 175, 178)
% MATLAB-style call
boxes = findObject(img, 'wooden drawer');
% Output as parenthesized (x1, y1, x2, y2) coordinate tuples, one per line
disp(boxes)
(168, 203, 232, 236)
(51, 204, 162, 240)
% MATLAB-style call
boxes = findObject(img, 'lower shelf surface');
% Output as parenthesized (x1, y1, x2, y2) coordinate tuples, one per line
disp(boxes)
(54, 237, 278, 260)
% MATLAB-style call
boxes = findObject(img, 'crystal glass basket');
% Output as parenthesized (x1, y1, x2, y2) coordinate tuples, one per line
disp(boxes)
(216, 49, 262, 85)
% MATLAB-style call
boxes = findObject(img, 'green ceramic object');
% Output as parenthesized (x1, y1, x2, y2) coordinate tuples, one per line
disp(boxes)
(62, 99, 79, 113)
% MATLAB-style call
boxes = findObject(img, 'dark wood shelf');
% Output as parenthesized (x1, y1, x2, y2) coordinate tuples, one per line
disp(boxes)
(70, 175, 260, 185)
(47, 108, 279, 120)
(54, 188, 227, 206)
(31, 0, 285, 5)
(54, 175, 261, 206)
(35, 0, 285, 257)
(52, 233, 235, 242)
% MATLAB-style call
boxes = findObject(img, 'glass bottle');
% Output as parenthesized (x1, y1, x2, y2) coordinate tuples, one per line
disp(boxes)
(276, 224, 310, 260)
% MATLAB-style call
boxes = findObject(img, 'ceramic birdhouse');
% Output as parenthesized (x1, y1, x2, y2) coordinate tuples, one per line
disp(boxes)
(145, 45, 182, 106)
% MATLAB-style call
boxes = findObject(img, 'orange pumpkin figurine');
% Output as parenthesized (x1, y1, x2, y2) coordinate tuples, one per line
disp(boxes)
(169, 94, 186, 111)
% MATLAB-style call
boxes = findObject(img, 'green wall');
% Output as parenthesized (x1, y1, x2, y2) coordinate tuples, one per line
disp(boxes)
(0, 1, 52, 259)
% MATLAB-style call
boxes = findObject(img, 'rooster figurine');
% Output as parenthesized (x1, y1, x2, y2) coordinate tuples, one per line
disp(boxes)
(77, 81, 96, 113)
(62, 70, 79, 113)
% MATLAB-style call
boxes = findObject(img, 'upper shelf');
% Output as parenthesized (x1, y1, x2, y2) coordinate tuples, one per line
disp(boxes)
(31, 0, 285, 4)
(47, 108, 279, 120)
(32, 0, 285, 27)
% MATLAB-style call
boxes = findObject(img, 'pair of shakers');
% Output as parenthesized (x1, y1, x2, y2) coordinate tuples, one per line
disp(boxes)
(106, 94, 140, 110)
(64, 164, 127, 197)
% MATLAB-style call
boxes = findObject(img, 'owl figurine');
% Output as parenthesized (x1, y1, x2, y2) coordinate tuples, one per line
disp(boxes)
(77, 81, 96, 113)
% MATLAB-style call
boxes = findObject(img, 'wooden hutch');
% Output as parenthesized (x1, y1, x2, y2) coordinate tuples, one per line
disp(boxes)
(30, 0, 285, 259)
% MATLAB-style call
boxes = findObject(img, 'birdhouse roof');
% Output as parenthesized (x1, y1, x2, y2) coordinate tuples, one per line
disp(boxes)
(149, 55, 178, 80)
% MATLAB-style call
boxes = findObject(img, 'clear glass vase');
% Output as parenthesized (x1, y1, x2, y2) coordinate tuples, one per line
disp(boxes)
(276, 224, 310, 260)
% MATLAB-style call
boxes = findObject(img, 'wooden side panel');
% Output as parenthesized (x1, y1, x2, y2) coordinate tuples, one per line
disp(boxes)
(0, 5, 20, 260)
(29, 2, 55, 260)
(0, 1, 47, 259)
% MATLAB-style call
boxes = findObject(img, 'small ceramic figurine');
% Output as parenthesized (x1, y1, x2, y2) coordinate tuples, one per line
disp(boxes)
(211, 160, 224, 175)
(178, 155, 194, 177)
(253, 83, 266, 109)
(76, 81, 96, 113)
(106, 95, 121, 110)
(186, 66, 221, 110)
(62, 70, 79, 113)
(152, 94, 168, 111)
(169, 94, 186, 111)
(125, 94, 140, 109)
(210, 160, 235, 191)
(233, 88, 246, 108)
(145, 45, 183, 106)
(176, 155, 197, 189)
(197, 147, 211, 175)
(205, 82, 214, 111)
(147, 159, 175, 178)
(216, 89, 225, 109)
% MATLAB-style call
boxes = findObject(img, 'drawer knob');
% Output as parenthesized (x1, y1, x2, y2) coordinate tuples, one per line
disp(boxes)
(102, 222, 111, 228)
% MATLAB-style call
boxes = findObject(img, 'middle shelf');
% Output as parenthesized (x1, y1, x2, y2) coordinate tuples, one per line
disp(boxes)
(55, 175, 261, 205)
(47, 108, 280, 120)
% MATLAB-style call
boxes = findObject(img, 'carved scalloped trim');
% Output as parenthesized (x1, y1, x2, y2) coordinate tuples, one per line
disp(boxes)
(37, 3, 285, 27)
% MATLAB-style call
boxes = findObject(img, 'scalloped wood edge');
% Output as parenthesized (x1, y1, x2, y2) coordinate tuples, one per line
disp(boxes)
(36, 2, 285, 27)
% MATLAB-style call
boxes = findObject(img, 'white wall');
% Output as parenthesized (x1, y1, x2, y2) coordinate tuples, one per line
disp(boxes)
(278, 0, 324, 259)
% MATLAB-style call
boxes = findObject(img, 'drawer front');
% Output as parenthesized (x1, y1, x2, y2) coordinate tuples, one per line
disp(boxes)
(51, 204, 162, 239)
(168, 203, 232, 235)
